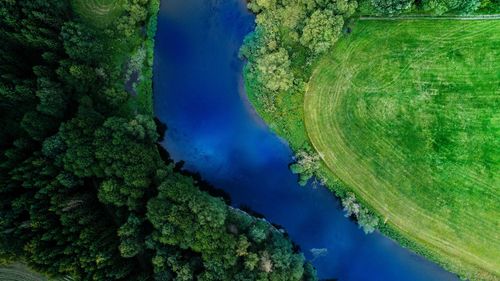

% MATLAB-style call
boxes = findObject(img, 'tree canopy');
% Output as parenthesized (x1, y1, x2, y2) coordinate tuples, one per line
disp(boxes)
(0, 0, 317, 280)
(300, 10, 344, 54)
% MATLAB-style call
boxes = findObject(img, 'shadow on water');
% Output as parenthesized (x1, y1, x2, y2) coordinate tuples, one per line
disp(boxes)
(153, 0, 460, 280)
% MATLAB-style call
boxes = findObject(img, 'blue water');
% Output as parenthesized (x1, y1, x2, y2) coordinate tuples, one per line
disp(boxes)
(153, 0, 460, 280)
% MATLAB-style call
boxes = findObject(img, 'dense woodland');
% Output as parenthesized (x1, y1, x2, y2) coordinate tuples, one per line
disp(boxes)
(0, 1, 316, 280)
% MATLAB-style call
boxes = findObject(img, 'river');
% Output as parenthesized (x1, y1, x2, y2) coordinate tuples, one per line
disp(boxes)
(153, 0, 459, 280)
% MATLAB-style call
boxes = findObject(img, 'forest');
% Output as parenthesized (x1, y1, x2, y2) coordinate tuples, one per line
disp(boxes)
(0, 1, 317, 280)
(304, 19, 499, 280)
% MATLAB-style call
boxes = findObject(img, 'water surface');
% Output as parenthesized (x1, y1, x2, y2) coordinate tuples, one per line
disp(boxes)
(153, 0, 459, 280)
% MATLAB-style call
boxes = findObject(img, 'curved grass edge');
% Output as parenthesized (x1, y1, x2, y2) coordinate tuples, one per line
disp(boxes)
(0, 263, 71, 281)
(243, 17, 499, 281)
(303, 66, 496, 281)
(71, 0, 126, 27)
(302, 20, 499, 280)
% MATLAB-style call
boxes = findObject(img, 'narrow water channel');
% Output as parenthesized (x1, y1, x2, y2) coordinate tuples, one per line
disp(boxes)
(153, 0, 459, 280)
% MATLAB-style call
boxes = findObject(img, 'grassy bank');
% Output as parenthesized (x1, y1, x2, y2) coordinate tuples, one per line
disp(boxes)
(135, 0, 160, 116)
(247, 18, 499, 280)
(72, 0, 160, 116)
(0, 0, 319, 279)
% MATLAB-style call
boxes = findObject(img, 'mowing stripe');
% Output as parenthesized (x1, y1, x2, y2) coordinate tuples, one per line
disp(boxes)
(304, 19, 500, 280)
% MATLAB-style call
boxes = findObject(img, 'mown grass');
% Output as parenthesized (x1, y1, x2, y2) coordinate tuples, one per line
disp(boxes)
(72, 0, 126, 28)
(0, 263, 71, 281)
(304, 20, 499, 280)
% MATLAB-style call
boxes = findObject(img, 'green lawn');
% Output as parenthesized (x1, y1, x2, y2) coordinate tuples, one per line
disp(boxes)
(304, 20, 499, 280)
(72, 0, 126, 27)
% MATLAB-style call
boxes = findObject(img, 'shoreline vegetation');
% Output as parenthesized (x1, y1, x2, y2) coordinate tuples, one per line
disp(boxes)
(241, 0, 499, 280)
(305, 20, 499, 280)
(0, 0, 316, 280)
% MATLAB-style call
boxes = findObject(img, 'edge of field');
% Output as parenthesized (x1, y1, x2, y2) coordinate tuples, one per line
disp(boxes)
(303, 18, 499, 281)
(245, 16, 499, 281)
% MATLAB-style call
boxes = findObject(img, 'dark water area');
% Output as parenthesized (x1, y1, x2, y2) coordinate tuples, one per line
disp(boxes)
(153, 0, 459, 280)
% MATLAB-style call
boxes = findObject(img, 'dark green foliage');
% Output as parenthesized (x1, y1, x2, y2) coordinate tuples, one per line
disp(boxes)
(0, 0, 317, 280)
(118, 214, 145, 258)
(93, 115, 159, 209)
(479, 0, 500, 12)
(147, 179, 316, 280)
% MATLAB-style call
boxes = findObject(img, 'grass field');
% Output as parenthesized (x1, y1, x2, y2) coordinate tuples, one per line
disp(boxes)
(0, 263, 71, 281)
(72, 0, 126, 27)
(304, 20, 499, 280)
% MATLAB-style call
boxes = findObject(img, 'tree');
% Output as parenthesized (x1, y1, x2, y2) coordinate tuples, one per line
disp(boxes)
(330, 0, 359, 18)
(118, 214, 145, 258)
(300, 9, 344, 54)
(255, 48, 293, 92)
(35, 77, 66, 118)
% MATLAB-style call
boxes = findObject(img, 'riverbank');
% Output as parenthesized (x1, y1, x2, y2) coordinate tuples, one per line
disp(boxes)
(133, 0, 160, 116)
(245, 16, 499, 280)
(153, 0, 464, 279)
(122, 0, 160, 116)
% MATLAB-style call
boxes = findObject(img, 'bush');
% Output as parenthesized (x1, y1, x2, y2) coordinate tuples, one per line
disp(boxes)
(290, 150, 321, 186)
(342, 193, 379, 234)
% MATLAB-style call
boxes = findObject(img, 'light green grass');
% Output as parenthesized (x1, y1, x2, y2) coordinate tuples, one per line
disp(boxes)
(72, 0, 126, 27)
(304, 20, 499, 280)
